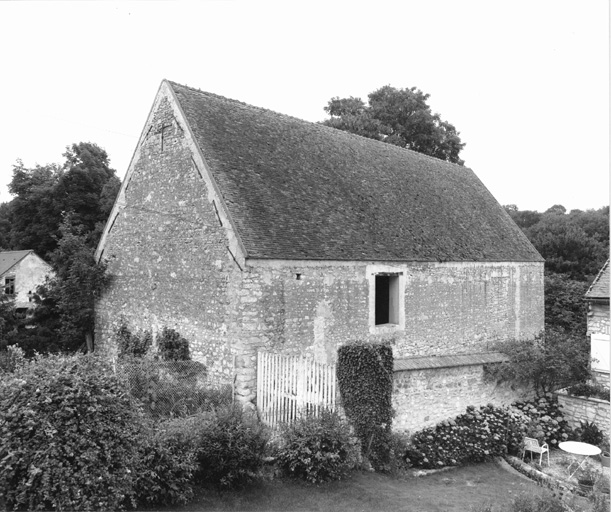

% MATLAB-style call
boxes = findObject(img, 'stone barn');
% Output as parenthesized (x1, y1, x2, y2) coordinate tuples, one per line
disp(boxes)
(94, 80, 544, 429)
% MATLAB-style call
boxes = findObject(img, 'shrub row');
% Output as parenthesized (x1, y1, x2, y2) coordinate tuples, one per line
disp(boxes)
(0, 354, 269, 511)
(405, 395, 576, 470)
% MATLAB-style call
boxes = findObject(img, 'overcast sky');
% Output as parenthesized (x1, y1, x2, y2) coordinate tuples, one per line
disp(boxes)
(0, 0, 608, 212)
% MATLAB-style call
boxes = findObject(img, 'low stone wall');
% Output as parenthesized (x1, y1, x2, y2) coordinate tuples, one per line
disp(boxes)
(555, 389, 610, 431)
(393, 363, 531, 433)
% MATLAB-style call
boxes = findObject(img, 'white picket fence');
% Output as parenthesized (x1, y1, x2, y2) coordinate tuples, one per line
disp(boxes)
(256, 351, 337, 429)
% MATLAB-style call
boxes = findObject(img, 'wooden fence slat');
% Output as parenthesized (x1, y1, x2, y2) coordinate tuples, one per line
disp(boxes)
(256, 351, 336, 429)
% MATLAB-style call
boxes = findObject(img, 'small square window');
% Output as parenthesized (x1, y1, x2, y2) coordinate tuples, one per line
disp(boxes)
(4, 277, 15, 295)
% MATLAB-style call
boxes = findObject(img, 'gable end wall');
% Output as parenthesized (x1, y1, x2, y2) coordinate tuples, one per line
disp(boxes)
(95, 92, 242, 385)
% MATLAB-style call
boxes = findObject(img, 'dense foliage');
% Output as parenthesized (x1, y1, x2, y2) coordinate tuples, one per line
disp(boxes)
(0, 143, 120, 258)
(322, 85, 465, 164)
(511, 395, 573, 447)
(116, 321, 153, 358)
(337, 343, 393, 470)
(567, 382, 610, 401)
(405, 404, 529, 469)
(157, 326, 191, 361)
(487, 330, 591, 395)
(193, 404, 269, 487)
(0, 354, 143, 511)
(504, 204, 608, 336)
(276, 409, 360, 483)
(573, 420, 605, 447)
(0, 353, 256, 510)
(135, 422, 199, 507)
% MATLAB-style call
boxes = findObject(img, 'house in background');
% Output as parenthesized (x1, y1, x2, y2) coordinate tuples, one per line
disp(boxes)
(94, 80, 544, 430)
(585, 259, 610, 388)
(0, 250, 53, 311)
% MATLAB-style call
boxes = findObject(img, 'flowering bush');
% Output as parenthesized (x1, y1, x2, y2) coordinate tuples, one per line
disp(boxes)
(276, 409, 360, 483)
(406, 404, 529, 469)
(512, 394, 573, 447)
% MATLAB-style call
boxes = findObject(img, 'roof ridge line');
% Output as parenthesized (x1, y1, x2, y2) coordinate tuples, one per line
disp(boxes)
(166, 80, 468, 169)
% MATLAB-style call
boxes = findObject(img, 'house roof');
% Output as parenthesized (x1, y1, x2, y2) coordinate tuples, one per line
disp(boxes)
(169, 81, 543, 262)
(0, 250, 33, 276)
(394, 352, 509, 372)
(585, 259, 610, 300)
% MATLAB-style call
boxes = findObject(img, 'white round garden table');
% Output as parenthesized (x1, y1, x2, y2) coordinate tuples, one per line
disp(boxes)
(558, 441, 601, 478)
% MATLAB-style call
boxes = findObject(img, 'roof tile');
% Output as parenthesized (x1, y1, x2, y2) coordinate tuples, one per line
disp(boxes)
(169, 81, 543, 262)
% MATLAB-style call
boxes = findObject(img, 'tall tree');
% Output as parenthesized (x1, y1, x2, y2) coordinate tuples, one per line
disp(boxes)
(322, 85, 465, 164)
(6, 161, 62, 257)
(55, 142, 121, 245)
(3, 142, 121, 258)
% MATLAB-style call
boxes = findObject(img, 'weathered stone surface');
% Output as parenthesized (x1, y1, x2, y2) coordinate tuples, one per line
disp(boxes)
(95, 82, 545, 431)
(393, 364, 532, 432)
(555, 391, 610, 430)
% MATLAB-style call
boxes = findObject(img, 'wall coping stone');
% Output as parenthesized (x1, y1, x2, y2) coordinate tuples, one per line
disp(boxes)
(394, 351, 508, 372)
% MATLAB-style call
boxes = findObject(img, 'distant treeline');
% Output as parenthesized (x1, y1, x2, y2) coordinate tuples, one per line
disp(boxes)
(504, 203, 609, 334)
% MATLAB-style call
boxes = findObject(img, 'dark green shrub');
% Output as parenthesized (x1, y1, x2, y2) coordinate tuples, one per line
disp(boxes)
(337, 343, 393, 470)
(489, 330, 591, 395)
(388, 431, 412, 474)
(116, 322, 152, 358)
(0, 354, 143, 511)
(194, 404, 269, 487)
(507, 493, 568, 512)
(406, 404, 528, 469)
(157, 327, 191, 361)
(135, 419, 199, 507)
(276, 409, 360, 483)
(574, 420, 604, 446)
(568, 382, 610, 402)
(512, 394, 573, 447)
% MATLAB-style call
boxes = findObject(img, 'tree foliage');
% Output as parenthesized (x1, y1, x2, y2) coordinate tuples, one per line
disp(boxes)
(1, 142, 120, 259)
(322, 85, 465, 164)
(504, 204, 608, 336)
(489, 329, 591, 395)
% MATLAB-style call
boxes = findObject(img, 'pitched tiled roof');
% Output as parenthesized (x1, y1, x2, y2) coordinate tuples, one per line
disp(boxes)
(0, 250, 32, 276)
(394, 352, 508, 372)
(585, 259, 610, 299)
(169, 81, 543, 262)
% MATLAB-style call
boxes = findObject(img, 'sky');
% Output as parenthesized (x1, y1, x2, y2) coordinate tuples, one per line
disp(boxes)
(0, 0, 608, 213)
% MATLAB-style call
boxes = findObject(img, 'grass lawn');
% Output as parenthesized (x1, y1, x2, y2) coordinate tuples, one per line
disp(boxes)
(152, 460, 552, 512)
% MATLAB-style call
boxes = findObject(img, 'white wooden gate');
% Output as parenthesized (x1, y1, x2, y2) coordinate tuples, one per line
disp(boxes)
(256, 352, 336, 429)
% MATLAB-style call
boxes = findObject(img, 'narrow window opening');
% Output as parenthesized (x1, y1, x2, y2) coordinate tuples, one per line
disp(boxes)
(375, 274, 400, 325)
(295, 273, 302, 281)
(4, 277, 15, 295)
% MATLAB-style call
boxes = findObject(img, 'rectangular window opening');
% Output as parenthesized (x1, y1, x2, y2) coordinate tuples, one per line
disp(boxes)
(4, 277, 15, 295)
(375, 274, 399, 325)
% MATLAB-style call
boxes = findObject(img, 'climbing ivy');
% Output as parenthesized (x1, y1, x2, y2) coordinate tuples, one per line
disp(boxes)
(337, 343, 393, 471)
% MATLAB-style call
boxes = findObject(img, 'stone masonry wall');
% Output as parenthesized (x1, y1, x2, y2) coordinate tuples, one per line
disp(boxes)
(555, 390, 610, 431)
(393, 364, 531, 433)
(587, 302, 610, 337)
(95, 95, 241, 386)
(240, 260, 543, 366)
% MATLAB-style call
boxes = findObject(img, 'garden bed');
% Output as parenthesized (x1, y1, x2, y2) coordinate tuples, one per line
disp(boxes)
(504, 449, 610, 497)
